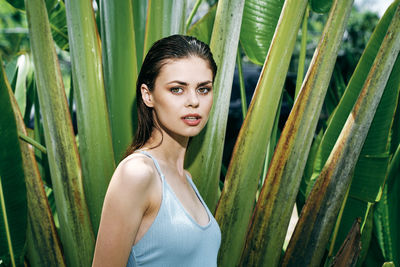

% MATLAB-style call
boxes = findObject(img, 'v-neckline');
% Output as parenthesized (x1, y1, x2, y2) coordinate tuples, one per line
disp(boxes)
(163, 174, 212, 229)
(135, 150, 211, 229)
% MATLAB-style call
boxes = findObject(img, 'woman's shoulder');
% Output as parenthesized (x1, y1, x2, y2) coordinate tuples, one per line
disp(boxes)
(109, 153, 158, 193)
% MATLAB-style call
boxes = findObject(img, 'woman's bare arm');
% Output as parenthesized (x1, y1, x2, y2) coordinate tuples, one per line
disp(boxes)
(92, 156, 155, 267)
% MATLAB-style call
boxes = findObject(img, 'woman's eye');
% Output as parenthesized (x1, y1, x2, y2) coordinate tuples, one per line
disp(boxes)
(170, 87, 183, 94)
(197, 87, 211, 94)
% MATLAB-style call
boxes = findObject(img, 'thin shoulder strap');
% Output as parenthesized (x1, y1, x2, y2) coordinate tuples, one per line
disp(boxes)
(135, 150, 164, 178)
(185, 174, 201, 199)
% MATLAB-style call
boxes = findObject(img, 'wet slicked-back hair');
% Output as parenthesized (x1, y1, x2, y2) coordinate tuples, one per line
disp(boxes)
(123, 35, 217, 159)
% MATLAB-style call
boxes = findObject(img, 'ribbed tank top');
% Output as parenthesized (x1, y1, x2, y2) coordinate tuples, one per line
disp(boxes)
(126, 150, 221, 267)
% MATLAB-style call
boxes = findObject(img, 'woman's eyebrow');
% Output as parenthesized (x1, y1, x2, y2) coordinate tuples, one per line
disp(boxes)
(197, 81, 213, 87)
(167, 80, 213, 86)
(167, 80, 188, 85)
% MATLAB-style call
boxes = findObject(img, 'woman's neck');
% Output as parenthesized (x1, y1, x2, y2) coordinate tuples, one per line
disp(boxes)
(142, 128, 188, 176)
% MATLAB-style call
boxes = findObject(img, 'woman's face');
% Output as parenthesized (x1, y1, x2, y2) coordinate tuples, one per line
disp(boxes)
(142, 56, 214, 138)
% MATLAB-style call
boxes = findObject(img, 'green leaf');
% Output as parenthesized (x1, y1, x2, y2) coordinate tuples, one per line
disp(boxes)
(347, 55, 400, 203)
(33, 83, 52, 188)
(0, 56, 27, 267)
(355, 203, 374, 267)
(323, 64, 347, 116)
(48, 1, 69, 51)
(25, 0, 95, 265)
(132, 0, 148, 68)
(65, 0, 116, 234)
(243, 0, 352, 265)
(309, 0, 333, 13)
(382, 262, 395, 267)
(312, 0, 400, 201)
(363, 226, 385, 267)
(297, 129, 324, 210)
(5, 0, 69, 50)
(332, 198, 370, 255)
(185, 0, 203, 32)
(5, 56, 66, 267)
(207, 0, 307, 265)
(45, 0, 58, 12)
(187, 4, 217, 45)
(239, 0, 285, 65)
(295, 5, 309, 99)
(311, 4, 400, 255)
(5, 0, 24, 10)
(374, 144, 400, 265)
(23, 67, 35, 126)
(100, 0, 139, 162)
(14, 54, 30, 117)
(282, 3, 400, 265)
(5, 57, 18, 90)
(143, 0, 187, 56)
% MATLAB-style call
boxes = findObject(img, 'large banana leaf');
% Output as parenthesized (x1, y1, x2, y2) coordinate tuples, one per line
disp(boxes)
(241, 0, 353, 265)
(239, 0, 285, 65)
(185, 0, 246, 214)
(132, 0, 148, 68)
(212, 0, 307, 266)
(282, 4, 400, 265)
(311, 0, 400, 190)
(25, 0, 95, 265)
(0, 57, 27, 267)
(4, 61, 66, 267)
(374, 133, 400, 265)
(348, 54, 399, 201)
(304, 2, 400, 256)
(100, 0, 138, 162)
(332, 53, 400, 255)
(65, 0, 115, 234)
(187, 4, 217, 45)
(143, 0, 187, 55)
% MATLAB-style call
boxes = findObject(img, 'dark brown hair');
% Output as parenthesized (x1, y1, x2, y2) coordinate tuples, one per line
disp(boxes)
(123, 35, 217, 159)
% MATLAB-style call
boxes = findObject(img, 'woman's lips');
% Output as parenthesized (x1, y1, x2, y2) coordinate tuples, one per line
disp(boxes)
(181, 114, 202, 126)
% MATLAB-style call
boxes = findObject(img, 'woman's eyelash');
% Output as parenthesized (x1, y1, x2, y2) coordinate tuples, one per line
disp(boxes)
(169, 86, 212, 94)
(170, 87, 183, 93)
(197, 87, 212, 94)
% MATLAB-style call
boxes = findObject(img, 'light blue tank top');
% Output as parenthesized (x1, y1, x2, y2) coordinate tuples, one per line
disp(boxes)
(126, 150, 221, 267)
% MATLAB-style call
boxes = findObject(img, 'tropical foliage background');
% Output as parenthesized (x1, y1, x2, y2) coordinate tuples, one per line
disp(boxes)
(0, 0, 399, 266)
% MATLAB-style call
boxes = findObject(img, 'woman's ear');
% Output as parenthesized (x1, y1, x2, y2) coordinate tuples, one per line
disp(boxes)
(141, 84, 154, 108)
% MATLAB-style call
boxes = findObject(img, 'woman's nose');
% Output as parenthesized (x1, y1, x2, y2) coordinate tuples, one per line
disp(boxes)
(186, 90, 199, 107)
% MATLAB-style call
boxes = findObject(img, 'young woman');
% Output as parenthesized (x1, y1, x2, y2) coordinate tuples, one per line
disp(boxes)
(92, 35, 221, 267)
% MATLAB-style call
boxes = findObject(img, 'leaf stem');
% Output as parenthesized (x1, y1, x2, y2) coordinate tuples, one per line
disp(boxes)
(18, 131, 47, 154)
(185, 0, 203, 32)
(237, 45, 247, 119)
